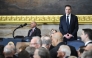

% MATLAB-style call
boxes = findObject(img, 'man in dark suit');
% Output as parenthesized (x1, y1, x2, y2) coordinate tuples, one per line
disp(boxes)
(81, 28, 92, 46)
(50, 32, 78, 58)
(59, 5, 79, 42)
(28, 21, 41, 40)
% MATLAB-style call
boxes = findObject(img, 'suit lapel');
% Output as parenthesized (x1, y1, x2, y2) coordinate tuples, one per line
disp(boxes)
(69, 14, 73, 28)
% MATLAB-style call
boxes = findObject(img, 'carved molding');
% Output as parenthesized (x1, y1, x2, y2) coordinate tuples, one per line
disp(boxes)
(0, 15, 92, 24)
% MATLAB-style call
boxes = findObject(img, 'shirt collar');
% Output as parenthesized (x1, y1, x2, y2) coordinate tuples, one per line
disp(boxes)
(32, 27, 36, 31)
(66, 13, 71, 17)
(85, 40, 92, 46)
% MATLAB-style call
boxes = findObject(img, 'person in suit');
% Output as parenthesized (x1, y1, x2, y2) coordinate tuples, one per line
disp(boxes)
(57, 45, 71, 58)
(81, 28, 92, 46)
(59, 5, 79, 42)
(28, 21, 41, 40)
(50, 32, 66, 58)
(50, 32, 78, 58)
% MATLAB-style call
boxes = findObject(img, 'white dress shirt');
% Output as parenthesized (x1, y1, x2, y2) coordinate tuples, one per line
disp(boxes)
(85, 40, 92, 46)
(66, 14, 71, 24)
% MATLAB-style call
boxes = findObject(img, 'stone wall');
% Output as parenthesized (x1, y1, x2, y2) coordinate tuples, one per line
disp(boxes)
(0, 24, 92, 38)
(0, 0, 92, 15)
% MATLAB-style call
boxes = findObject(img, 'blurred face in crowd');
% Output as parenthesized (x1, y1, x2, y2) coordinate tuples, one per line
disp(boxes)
(81, 31, 87, 42)
(57, 48, 64, 58)
(30, 38, 38, 48)
(65, 6, 71, 15)
(33, 49, 41, 58)
(51, 37, 57, 46)
(31, 22, 36, 28)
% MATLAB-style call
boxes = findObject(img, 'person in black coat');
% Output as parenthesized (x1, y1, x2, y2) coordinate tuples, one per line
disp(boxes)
(27, 21, 41, 40)
(50, 32, 78, 58)
(59, 5, 79, 42)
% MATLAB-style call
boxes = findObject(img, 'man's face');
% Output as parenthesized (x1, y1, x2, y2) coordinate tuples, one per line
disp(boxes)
(81, 31, 86, 42)
(57, 48, 64, 58)
(30, 38, 38, 48)
(51, 37, 56, 46)
(33, 49, 41, 58)
(65, 6, 71, 15)
(31, 22, 36, 28)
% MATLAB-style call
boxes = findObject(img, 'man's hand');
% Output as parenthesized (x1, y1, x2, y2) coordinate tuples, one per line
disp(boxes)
(64, 33, 73, 39)
(64, 34, 70, 39)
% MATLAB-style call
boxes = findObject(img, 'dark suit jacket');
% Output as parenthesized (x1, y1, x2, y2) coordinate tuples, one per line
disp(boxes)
(50, 42, 66, 58)
(59, 14, 79, 41)
(50, 42, 78, 58)
(27, 27, 41, 39)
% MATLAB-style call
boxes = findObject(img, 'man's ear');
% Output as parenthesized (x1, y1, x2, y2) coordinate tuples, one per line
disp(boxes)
(62, 52, 65, 57)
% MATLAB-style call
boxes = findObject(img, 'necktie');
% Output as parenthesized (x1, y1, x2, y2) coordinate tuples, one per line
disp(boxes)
(66, 16, 69, 29)
(29, 29, 34, 36)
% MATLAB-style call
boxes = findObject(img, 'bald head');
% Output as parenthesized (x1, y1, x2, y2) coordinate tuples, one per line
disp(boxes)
(52, 32, 63, 41)
(31, 21, 37, 28)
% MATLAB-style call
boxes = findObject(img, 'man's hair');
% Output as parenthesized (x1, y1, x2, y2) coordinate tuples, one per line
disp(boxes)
(32, 36, 42, 46)
(38, 47, 50, 58)
(82, 28, 92, 40)
(79, 46, 86, 54)
(65, 5, 72, 8)
(81, 50, 92, 58)
(59, 45, 71, 57)
(41, 36, 51, 45)
(3, 45, 14, 55)
(25, 46, 35, 58)
(18, 50, 30, 58)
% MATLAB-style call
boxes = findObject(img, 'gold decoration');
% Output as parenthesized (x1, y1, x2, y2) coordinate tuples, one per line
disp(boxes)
(0, 15, 92, 24)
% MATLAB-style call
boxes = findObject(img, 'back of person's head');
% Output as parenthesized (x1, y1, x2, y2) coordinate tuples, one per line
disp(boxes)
(34, 47, 50, 58)
(30, 36, 42, 48)
(41, 36, 51, 45)
(52, 32, 63, 41)
(58, 45, 71, 57)
(82, 28, 92, 40)
(68, 56, 77, 58)
(51, 32, 63, 46)
(81, 50, 92, 58)
(3, 45, 14, 56)
(18, 50, 30, 58)
(19, 44, 29, 52)
(7, 41, 16, 53)
(25, 46, 36, 58)
(41, 36, 52, 49)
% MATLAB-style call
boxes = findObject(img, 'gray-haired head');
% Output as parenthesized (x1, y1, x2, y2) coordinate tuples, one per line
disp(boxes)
(58, 45, 71, 57)
(81, 50, 92, 58)
(30, 36, 42, 48)
(3, 45, 14, 55)
(41, 36, 51, 45)
(37, 47, 50, 58)
(25, 46, 36, 57)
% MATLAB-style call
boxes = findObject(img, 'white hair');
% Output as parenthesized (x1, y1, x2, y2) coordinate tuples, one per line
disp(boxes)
(4, 45, 14, 55)
(59, 45, 71, 57)
(41, 36, 51, 45)
(32, 36, 42, 46)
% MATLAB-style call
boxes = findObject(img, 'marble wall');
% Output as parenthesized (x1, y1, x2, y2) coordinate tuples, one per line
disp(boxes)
(0, 24, 92, 38)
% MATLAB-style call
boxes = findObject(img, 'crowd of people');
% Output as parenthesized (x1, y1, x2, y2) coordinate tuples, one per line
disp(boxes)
(1, 28, 92, 58)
